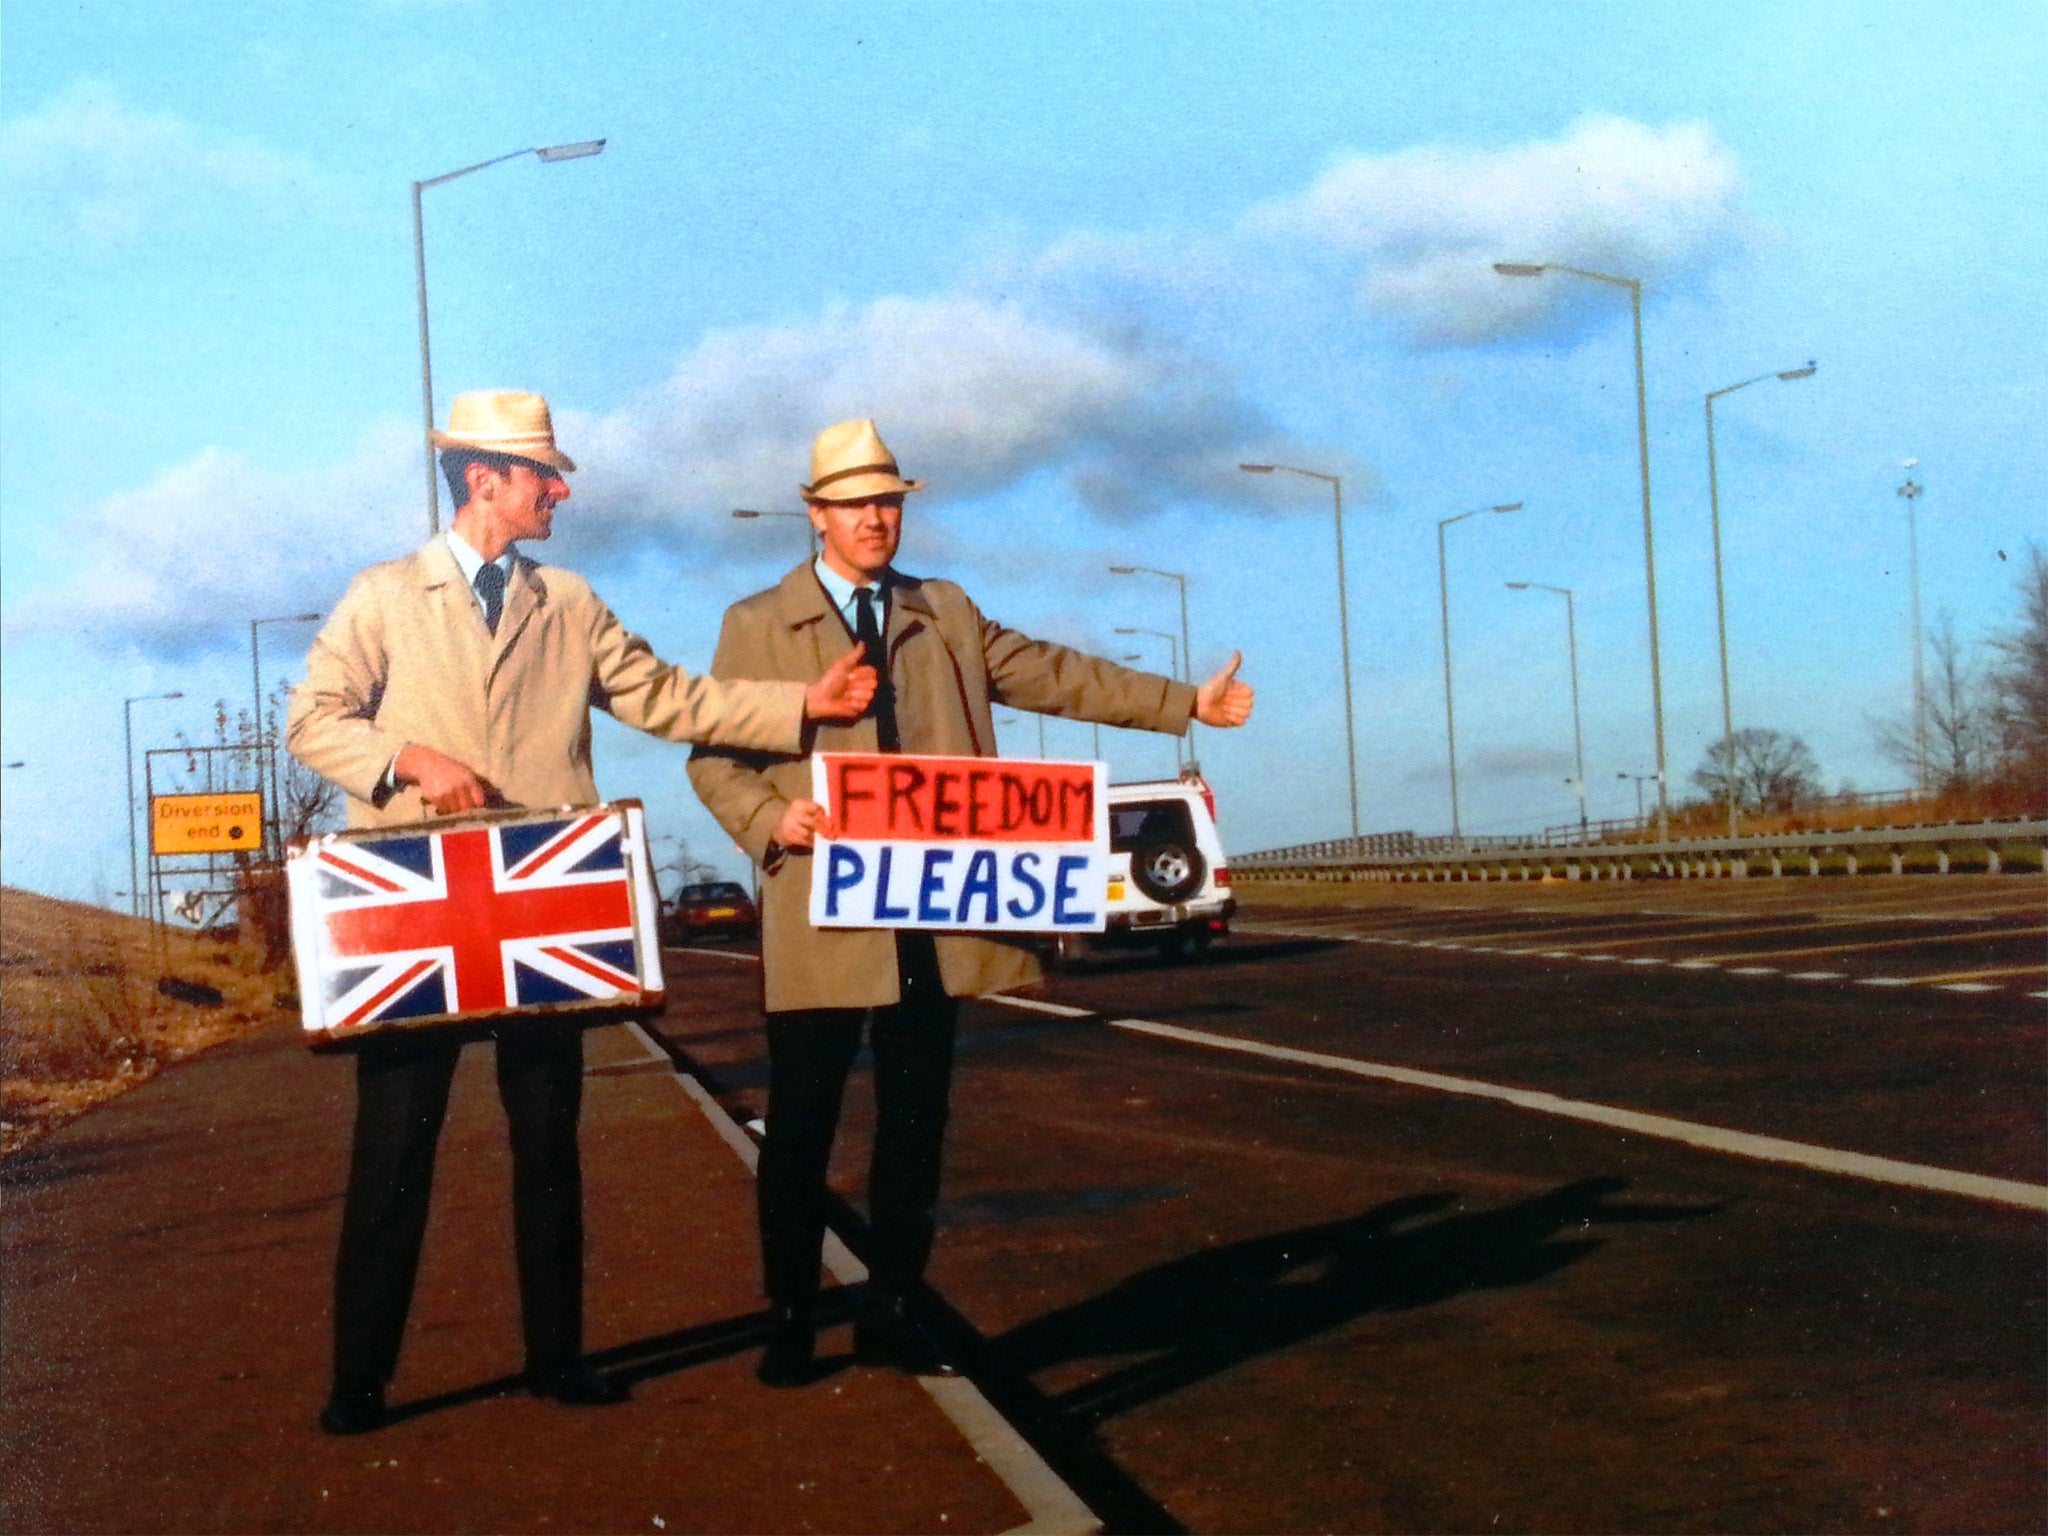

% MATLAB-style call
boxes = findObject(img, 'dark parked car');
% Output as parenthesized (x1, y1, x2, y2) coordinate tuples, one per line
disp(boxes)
(660, 880, 758, 944)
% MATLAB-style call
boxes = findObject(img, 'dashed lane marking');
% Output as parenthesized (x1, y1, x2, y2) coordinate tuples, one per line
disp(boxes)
(1035, 1011, 2048, 1215)
(1238, 921, 2028, 996)
(1938, 983, 2002, 994)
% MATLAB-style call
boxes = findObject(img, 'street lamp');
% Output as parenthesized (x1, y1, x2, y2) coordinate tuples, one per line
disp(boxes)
(1240, 462, 1358, 837)
(1114, 627, 1182, 769)
(124, 690, 184, 918)
(1108, 565, 1193, 770)
(251, 613, 322, 848)
(733, 507, 819, 557)
(414, 138, 606, 534)
(1896, 460, 1929, 795)
(1617, 770, 1659, 830)
(1506, 582, 1587, 842)
(1495, 261, 1669, 841)
(1438, 502, 1523, 841)
(1705, 362, 1816, 836)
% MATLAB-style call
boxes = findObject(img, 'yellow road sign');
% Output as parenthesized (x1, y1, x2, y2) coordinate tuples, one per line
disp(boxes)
(152, 792, 264, 855)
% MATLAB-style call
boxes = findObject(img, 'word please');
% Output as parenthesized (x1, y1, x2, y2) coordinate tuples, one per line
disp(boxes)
(815, 841, 1104, 931)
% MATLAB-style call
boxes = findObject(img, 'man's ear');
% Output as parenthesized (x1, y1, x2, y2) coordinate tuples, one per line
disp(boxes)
(462, 459, 499, 509)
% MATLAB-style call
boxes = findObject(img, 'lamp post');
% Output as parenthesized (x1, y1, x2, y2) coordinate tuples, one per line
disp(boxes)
(1506, 582, 1588, 842)
(125, 690, 184, 917)
(1618, 771, 1658, 830)
(415, 138, 606, 534)
(733, 507, 818, 557)
(1495, 261, 1668, 841)
(1703, 362, 1816, 836)
(1438, 502, 1523, 841)
(251, 613, 322, 848)
(1239, 462, 1357, 837)
(1123, 656, 1182, 777)
(1114, 626, 1182, 769)
(1896, 461, 1928, 795)
(1108, 564, 1192, 769)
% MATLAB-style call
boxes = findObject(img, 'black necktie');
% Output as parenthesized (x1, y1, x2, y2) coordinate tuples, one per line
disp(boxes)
(853, 587, 899, 751)
(475, 561, 507, 635)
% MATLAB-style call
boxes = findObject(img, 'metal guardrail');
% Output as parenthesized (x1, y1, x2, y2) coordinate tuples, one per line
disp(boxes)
(1232, 818, 2048, 881)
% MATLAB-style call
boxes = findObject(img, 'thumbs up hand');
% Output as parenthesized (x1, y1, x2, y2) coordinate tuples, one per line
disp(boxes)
(804, 643, 879, 723)
(1194, 650, 1253, 728)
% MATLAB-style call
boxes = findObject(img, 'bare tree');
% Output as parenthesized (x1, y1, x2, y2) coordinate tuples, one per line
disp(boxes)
(1691, 728, 1825, 813)
(1986, 546, 2048, 796)
(1871, 615, 1998, 793)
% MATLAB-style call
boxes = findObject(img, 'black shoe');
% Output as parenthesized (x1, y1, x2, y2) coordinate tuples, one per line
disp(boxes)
(853, 1295, 955, 1377)
(318, 1381, 387, 1436)
(527, 1362, 630, 1406)
(755, 1305, 816, 1388)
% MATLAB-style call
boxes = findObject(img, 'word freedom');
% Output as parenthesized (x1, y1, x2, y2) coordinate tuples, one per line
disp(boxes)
(809, 752, 1110, 934)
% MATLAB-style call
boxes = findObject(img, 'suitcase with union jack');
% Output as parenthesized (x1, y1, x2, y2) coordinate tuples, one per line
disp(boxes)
(285, 800, 667, 1049)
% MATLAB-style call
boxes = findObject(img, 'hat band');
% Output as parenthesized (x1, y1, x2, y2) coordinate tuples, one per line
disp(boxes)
(808, 461, 902, 492)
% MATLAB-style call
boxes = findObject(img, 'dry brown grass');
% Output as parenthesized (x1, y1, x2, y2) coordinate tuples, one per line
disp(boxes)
(0, 887, 293, 1156)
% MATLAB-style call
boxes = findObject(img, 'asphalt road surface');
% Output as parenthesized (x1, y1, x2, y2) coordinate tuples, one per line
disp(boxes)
(654, 874, 2045, 1534)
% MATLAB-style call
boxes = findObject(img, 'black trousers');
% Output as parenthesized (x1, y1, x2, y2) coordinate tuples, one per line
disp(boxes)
(758, 932, 958, 1308)
(331, 1025, 585, 1388)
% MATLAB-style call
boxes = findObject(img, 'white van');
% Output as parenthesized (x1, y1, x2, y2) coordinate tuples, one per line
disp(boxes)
(1058, 773, 1233, 963)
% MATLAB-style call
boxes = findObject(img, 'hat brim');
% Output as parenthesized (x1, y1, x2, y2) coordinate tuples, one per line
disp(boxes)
(800, 471, 924, 503)
(430, 430, 577, 475)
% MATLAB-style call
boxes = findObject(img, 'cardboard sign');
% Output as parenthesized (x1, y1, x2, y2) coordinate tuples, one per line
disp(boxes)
(152, 791, 263, 855)
(809, 752, 1109, 933)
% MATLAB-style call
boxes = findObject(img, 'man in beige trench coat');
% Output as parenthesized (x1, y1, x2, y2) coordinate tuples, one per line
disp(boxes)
(689, 418, 1254, 1385)
(288, 390, 875, 1434)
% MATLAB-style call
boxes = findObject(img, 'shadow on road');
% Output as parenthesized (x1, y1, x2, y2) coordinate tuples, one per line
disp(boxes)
(986, 1177, 1723, 1427)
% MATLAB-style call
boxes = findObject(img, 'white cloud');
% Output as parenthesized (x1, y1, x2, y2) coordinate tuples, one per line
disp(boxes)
(1246, 116, 1747, 345)
(6, 422, 423, 655)
(559, 291, 1322, 560)
(10, 292, 1339, 656)
(1, 81, 330, 248)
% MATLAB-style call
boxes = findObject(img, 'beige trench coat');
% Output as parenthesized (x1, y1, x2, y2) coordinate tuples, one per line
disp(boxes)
(688, 564, 1197, 1012)
(287, 539, 807, 828)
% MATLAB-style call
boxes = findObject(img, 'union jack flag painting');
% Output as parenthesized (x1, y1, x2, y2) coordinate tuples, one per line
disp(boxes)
(286, 801, 665, 1046)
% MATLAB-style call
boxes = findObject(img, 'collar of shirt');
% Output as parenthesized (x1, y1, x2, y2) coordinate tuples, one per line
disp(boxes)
(812, 556, 890, 631)
(445, 530, 519, 613)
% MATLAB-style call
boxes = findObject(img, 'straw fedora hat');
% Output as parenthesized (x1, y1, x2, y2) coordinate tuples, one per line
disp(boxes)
(800, 419, 923, 502)
(429, 389, 577, 473)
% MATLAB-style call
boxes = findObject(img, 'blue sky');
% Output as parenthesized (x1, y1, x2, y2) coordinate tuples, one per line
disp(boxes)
(3, 0, 2044, 904)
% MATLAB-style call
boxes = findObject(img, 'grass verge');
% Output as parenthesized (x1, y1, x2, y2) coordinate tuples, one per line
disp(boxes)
(1, 887, 293, 1157)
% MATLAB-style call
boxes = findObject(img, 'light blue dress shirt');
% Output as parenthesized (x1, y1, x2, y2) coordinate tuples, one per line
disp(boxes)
(812, 556, 889, 634)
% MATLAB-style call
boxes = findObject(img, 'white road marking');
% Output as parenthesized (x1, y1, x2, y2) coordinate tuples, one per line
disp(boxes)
(1046, 1012, 2047, 1214)
(1579, 954, 1619, 963)
(1788, 971, 1846, 981)
(1938, 983, 2001, 994)
(623, 1019, 1100, 1536)
(989, 994, 1095, 1019)
(1623, 957, 1666, 967)
(1857, 977, 1915, 987)
(1727, 966, 1778, 976)
(1670, 960, 1719, 969)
